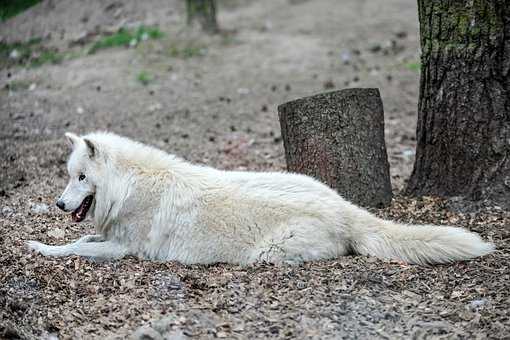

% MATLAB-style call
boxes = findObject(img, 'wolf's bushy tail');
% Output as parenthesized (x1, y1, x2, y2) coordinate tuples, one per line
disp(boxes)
(351, 219, 495, 265)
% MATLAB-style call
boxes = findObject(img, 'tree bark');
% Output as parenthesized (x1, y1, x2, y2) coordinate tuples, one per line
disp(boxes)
(278, 88, 392, 208)
(407, 1, 510, 209)
(186, 0, 218, 33)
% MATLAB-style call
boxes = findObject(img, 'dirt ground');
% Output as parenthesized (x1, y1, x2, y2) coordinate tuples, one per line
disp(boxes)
(0, 0, 509, 339)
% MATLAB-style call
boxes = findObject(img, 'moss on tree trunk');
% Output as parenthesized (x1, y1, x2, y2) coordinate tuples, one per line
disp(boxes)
(407, 0, 510, 208)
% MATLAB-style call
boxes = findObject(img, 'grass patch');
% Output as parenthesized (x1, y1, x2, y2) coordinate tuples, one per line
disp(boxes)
(0, 0, 41, 21)
(0, 38, 41, 60)
(136, 71, 153, 86)
(168, 43, 206, 59)
(220, 34, 238, 46)
(0, 38, 65, 68)
(89, 26, 164, 54)
(30, 50, 63, 67)
(4, 79, 32, 91)
(404, 62, 420, 72)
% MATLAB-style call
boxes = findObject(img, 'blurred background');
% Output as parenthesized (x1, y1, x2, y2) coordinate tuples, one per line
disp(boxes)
(1, 0, 420, 195)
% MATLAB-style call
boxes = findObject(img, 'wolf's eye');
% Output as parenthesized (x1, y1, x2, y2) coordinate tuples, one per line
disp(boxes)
(78, 173, 86, 181)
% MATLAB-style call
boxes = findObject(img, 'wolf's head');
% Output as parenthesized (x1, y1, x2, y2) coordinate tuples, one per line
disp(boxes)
(56, 132, 101, 222)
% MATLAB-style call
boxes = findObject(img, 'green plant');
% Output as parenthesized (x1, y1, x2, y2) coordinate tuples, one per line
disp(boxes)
(30, 50, 63, 67)
(135, 26, 164, 40)
(136, 71, 153, 86)
(0, 38, 64, 68)
(4, 79, 32, 91)
(89, 26, 163, 54)
(404, 62, 420, 72)
(0, 0, 41, 21)
(0, 38, 40, 60)
(168, 44, 206, 59)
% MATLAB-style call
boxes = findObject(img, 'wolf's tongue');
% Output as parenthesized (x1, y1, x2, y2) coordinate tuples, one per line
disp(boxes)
(71, 195, 94, 222)
(72, 203, 85, 222)
(72, 209, 81, 222)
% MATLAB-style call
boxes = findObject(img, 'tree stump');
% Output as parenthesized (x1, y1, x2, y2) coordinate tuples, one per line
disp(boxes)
(186, 0, 219, 33)
(278, 88, 392, 208)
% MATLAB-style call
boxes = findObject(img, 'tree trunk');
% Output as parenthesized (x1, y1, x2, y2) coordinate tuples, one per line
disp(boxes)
(186, 0, 218, 33)
(278, 89, 392, 208)
(407, 1, 510, 209)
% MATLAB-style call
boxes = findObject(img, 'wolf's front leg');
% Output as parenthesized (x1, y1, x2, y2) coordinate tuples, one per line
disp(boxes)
(27, 238, 128, 260)
(27, 234, 101, 256)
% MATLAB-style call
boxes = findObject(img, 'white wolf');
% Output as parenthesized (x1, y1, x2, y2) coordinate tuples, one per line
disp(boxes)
(27, 132, 494, 265)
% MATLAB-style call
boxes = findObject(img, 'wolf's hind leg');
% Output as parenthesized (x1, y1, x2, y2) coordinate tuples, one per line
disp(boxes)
(27, 240, 127, 260)
(248, 223, 349, 265)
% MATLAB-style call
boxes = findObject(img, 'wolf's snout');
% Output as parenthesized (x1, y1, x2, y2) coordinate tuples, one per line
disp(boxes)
(56, 200, 66, 211)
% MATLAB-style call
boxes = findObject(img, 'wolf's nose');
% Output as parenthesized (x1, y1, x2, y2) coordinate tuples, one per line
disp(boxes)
(56, 200, 65, 211)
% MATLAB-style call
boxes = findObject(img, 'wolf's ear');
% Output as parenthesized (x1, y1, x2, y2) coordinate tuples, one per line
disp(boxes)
(83, 138, 96, 159)
(65, 132, 81, 149)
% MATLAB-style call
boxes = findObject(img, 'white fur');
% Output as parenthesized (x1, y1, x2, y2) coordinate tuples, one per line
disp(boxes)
(27, 132, 495, 265)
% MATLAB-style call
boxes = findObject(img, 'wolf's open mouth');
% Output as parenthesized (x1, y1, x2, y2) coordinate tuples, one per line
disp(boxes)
(72, 195, 94, 222)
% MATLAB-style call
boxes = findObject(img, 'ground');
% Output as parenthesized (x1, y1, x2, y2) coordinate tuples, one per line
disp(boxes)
(0, 0, 509, 339)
